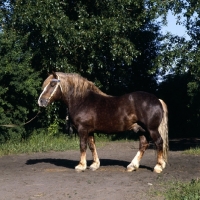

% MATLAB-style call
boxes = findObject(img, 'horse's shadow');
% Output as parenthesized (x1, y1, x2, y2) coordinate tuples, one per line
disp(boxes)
(26, 158, 152, 171)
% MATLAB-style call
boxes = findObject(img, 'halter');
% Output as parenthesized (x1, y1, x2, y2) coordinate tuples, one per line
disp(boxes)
(47, 75, 63, 102)
(51, 79, 60, 82)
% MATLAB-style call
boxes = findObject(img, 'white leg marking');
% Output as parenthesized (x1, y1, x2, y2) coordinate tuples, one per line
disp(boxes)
(89, 159, 100, 171)
(154, 154, 166, 173)
(154, 159, 166, 173)
(75, 162, 87, 172)
(127, 151, 141, 172)
(154, 164, 163, 173)
(75, 152, 87, 172)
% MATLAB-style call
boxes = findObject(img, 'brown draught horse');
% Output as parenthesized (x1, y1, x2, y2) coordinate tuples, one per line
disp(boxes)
(38, 72, 168, 173)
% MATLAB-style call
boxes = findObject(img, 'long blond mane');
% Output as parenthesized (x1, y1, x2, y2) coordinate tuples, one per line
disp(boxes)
(56, 72, 108, 97)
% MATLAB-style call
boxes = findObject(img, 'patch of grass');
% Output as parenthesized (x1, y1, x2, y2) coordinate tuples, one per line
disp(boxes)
(164, 179, 200, 200)
(149, 176, 200, 200)
(0, 134, 79, 156)
(0, 132, 110, 156)
(184, 147, 200, 155)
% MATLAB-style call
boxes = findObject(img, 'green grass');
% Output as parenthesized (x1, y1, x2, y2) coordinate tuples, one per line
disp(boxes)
(0, 133, 109, 156)
(148, 145, 200, 200)
(183, 147, 200, 155)
(0, 134, 78, 156)
(149, 179, 200, 200)
(164, 179, 200, 200)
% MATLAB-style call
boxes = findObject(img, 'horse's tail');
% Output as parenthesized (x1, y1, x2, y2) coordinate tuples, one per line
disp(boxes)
(158, 99, 169, 163)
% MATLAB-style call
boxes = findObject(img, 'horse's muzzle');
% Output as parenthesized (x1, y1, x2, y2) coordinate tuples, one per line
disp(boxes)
(38, 98, 49, 107)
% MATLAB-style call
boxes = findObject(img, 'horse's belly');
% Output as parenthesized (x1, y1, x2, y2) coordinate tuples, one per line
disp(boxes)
(95, 122, 124, 133)
(94, 113, 137, 133)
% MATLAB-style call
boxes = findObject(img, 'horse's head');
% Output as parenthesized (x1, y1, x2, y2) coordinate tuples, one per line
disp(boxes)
(38, 72, 63, 107)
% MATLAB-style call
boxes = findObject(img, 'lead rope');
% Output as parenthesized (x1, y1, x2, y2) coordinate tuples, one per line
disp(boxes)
(1, 75, 63, 128)
(0, 110, 41, 128)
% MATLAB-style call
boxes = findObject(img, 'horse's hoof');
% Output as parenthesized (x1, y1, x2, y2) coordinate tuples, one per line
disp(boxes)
(127, 165, 137, 172)
(127, 167, 135, 172)
(153, 165, 162, 173)
(75, 164, 87, 172)
(127, 163, 138, 172)
(89, 162, 100, 171)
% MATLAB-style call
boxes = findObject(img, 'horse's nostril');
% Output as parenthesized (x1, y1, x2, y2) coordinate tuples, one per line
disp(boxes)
(38, 98, 48, 107)
(39, 99, 43, 105)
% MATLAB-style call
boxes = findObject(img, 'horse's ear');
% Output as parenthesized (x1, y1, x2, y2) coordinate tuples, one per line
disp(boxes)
(52, 71, 58, 79)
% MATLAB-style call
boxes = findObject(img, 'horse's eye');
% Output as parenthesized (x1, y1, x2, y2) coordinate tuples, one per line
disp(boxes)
(50, 81, 57, 87)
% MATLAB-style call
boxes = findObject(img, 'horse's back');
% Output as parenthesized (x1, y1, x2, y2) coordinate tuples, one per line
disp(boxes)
(130, 91, 162, 108)
(93, 90, 162, 121)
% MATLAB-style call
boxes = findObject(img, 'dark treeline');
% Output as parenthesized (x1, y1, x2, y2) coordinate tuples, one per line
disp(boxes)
(0, 0, 199, 142)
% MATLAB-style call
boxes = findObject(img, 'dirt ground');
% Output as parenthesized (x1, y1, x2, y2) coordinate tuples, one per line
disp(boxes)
(0, 139, 200, 200)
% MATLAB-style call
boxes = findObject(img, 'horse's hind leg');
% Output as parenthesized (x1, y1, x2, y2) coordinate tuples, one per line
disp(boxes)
(149, 130, 166, 173)
(88, 133, 100, 171)
(127, 135, 149, 172)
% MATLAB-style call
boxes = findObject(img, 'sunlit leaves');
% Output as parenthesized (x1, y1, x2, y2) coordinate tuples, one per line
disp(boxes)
(0, 0, 168, 141)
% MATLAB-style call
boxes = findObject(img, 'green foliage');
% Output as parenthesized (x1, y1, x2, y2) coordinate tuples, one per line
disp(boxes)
(184, 147, 200, 155)
(0, 28, 41, 142)
(165, 179, 200, 200)
(3, 0, 161, 92)
(1, 0, 200, 141)
(0, 0, 164, 143)
(154, 0, 200, 138)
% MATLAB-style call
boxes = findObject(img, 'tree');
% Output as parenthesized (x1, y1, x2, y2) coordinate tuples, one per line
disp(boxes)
(0, 28, 41, 142)
(4, 0, 162, 89)
(0, 0, 168, 141)
(148, 0, 200, 137)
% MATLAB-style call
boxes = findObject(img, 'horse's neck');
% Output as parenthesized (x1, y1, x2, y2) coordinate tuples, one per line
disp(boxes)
(64, 87, 104, 116)
(61, 76, 109, 111)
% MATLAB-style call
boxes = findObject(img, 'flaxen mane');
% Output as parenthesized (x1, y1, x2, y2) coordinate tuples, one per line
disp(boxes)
(57, 72, 108, 98)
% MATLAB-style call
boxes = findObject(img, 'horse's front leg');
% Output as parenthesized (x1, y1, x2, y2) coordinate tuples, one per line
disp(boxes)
(75, 132, 88, 172)
(88, 133, 100, 171)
